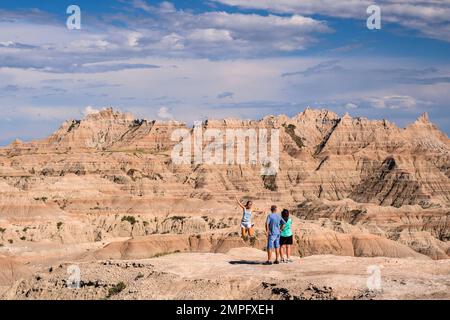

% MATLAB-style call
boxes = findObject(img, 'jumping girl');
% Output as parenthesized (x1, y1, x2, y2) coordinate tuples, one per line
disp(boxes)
(235, 196, 257, 239)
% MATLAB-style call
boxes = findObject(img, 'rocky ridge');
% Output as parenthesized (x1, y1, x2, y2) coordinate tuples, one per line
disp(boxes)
(0, 107, 448, 299)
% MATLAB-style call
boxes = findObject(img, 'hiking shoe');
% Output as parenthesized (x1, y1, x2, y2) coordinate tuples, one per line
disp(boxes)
(287, 259, 294, 263)
(274, 260, 280, 265)
(263, 261, 273, 265)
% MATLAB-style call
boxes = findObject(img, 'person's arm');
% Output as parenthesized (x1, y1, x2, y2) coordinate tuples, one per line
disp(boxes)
(265, 216, 270, 236)
(280, 219, 286, 231)
(235, 195, 245, 210)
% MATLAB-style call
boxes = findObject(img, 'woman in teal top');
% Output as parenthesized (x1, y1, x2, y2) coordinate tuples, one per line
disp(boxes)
(280, 209, 293, 263)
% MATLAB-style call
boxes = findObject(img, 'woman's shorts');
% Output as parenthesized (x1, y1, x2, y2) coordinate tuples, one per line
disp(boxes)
(241, 221, 252, 229)
(280, 235, 293, 245)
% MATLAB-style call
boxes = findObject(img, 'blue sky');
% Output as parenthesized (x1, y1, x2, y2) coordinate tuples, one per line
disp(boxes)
(0, 0, 450, 145)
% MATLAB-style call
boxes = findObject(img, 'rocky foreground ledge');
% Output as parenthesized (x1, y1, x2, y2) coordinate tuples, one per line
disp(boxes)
(1, 248, 449, 300)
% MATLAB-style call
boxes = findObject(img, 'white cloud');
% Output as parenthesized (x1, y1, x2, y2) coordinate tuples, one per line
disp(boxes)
(83, 106, 100, 116)
(213, 0, 450, 42)
(157, 106, 173, 119)
(127, 32, 142, 47)
(368, 95, 417, 109)
(344, 102, 358, 109)
(188, 29, 233, 42)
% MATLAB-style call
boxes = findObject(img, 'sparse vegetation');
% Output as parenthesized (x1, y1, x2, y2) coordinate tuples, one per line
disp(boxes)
(8, 239, 13, 244)
(0, 227, 6, 233)
(152, 250, 180, 258)
(284, 124, 305, 148)
(121, 216, 137, 225)
(57, 222, 63, 230)
(106, 282, 126, 298)
(143, 221, 149, 227)
(34, 196, 48, 202)
(134, 273, 144, 281)
(20, 236, 26, 241)
(262, 174, 278, 191)
(170, 216, 186, 221)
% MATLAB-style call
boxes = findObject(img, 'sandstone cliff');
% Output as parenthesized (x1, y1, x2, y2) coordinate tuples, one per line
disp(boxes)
(0, 107, 448, 266)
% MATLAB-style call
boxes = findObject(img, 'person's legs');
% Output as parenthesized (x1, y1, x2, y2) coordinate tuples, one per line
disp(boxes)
(274, 235, 280, 263)
(280, 244, 285, 262)
(287, 244, 291, 260)
(241, 227, 247, 238)
(248, 226, 255, 237)
(266, 235, 275, 263)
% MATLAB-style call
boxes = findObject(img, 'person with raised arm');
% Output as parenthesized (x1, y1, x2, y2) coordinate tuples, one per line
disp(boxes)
(235, 195, 257, 240)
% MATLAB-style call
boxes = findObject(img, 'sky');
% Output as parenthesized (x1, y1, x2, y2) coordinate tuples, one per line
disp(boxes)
(0, 0, 449, 145)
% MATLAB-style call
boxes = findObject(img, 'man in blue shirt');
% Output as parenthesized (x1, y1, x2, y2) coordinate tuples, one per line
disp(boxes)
(265, 205, 285, 265)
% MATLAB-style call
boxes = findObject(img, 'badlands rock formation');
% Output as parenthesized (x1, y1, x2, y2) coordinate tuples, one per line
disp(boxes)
(0, 107, 448, 299)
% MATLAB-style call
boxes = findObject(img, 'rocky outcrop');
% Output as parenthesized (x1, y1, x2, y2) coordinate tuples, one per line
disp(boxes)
(4, 248, 449, 300)
(0, 107, 448, 265)
(0, 256, 31, 287)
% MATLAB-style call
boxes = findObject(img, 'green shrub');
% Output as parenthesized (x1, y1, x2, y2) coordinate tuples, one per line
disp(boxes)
(106, 282, 126, 298)
(284, 124, 305, 148)
(262, 174, 278, 191)
(171, 216, 186, 221)
(121, 216, 137, 225)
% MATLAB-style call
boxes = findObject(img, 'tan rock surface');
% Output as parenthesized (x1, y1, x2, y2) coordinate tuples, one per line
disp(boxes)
(0, 107, 449, 299)
(2, 248, 449, 300)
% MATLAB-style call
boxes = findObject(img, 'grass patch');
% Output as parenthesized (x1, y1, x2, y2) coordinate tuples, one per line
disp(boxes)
(121, 216, 137, 225)
(170, 216, 186, 221)
(284, 124, 305, 148)
(262, 174, 278, 192)
(34, 196, 48, 202)
(106, 282, 126, 298)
